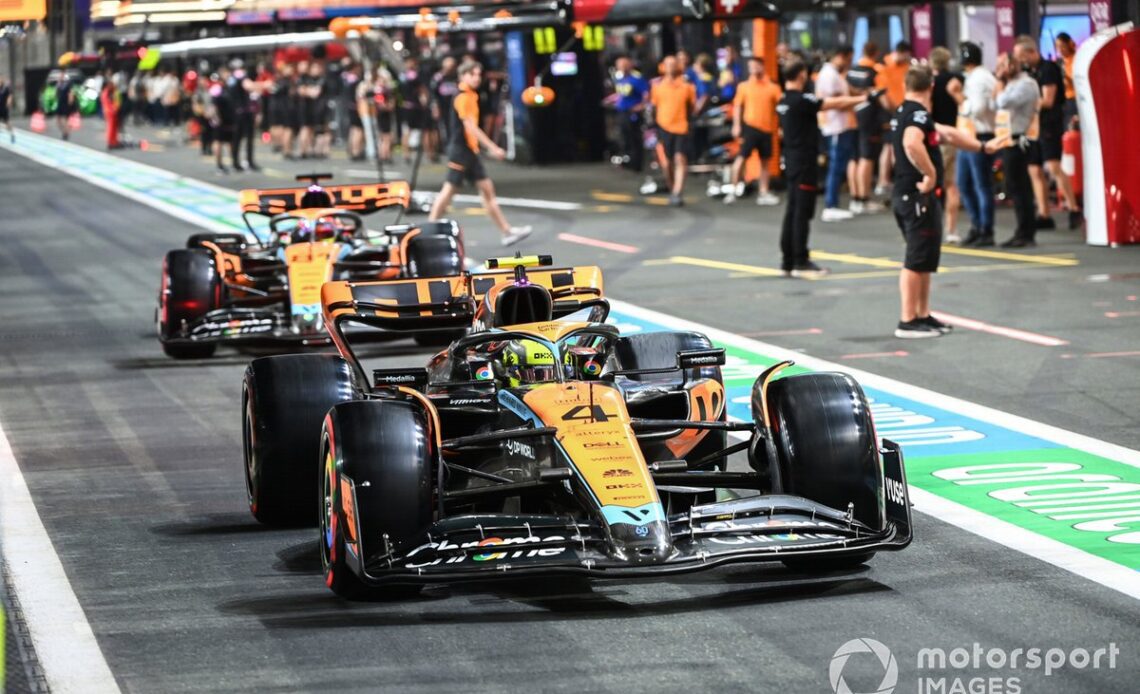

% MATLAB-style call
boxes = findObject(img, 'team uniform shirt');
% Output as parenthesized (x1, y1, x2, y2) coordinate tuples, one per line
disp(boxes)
(613, 71, 649, 113)
(881, 54, 911, 108)
(650, 77, 696, 135)
(891, 100, 943, 194)
(855, 94, 889, 159)
(445, 84, 486, 185)
(777, 89, 822, 176)
(1031, 60, 1066, 136)
(733, 77, 781, 133)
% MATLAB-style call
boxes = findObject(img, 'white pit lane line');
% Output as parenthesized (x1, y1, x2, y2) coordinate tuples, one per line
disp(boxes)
(0, 421, 122, 693)
(1, 131, 1138, 693)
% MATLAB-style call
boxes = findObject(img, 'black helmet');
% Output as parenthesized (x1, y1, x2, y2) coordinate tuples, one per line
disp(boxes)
(960, 42, 983, 68)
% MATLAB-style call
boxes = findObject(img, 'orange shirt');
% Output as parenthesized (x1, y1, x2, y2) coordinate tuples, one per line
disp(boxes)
(733, 77, 781, 132)
(1062, 54, 1075, 100)
(881, 53, 911, 108)
(651, 77, 696, 135)
(453, 85, 479, 152)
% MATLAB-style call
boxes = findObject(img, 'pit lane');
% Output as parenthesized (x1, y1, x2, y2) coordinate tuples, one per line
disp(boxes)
(1, 134, 1139, 693)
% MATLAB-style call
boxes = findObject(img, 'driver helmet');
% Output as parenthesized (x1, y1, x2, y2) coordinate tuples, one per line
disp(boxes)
(313, 218, 338, 242)
(501, 339, 558, 387)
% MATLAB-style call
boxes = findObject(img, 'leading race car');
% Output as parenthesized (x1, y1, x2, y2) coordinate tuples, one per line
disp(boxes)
(156, 174, 465, 359)
(240, 256, 912, 598)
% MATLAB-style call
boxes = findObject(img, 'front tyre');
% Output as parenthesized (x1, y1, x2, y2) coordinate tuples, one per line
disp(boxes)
(320, 400, 434, 599)
(157, 249, 220, 359)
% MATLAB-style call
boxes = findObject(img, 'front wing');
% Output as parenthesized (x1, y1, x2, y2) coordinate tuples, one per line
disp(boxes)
(348, 445, 913, 585)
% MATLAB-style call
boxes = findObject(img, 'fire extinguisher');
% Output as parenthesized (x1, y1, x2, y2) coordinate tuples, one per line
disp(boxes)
(1061, 128, 1083, 202)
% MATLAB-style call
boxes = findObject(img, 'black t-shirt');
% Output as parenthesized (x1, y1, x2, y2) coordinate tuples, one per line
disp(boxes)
(891, 100, 943, 194)
(1032, 60, 1065, 131)
(855, 95, 888, 138)
(776, 89, 822, 173)
(0, 84, 10, 112)
(932, 71, 962, 126)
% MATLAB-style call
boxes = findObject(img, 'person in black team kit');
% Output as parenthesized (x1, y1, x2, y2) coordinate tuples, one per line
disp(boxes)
(891, 65, 1008, 338)
(776, 60, 865, 277)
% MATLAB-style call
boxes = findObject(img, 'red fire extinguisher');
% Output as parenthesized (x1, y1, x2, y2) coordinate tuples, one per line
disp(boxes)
(1061, 128, 1083, 203)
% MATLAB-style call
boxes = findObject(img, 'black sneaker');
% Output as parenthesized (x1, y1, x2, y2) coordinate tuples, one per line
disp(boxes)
(1000, 236, 1037, 248)
(790, 262, 831, 278)
(1068, 210, 1084, 230)
(972, 235, 995, 247)
(895, 319, 942, 339)
(961, 228, 981, 246)
(919, 315, 953, 334)
(1036, 216, 1056, 230)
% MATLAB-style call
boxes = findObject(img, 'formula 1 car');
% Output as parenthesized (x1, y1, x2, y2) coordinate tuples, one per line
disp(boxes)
(240, 256, 912, 598)
(156, 174, 464, 358)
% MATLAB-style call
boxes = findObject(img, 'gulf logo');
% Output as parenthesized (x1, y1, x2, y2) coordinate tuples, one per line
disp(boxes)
(582, 360, 602, 377)
(475, 364, 494, 381)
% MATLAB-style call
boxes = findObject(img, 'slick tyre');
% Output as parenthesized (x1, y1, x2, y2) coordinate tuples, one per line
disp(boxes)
(158, 249, 220, 359)
(320, 400, 433, 599)
(406, 234, 463, 279)
(243, 354, 356, 526)
(766, 372, 882, 570)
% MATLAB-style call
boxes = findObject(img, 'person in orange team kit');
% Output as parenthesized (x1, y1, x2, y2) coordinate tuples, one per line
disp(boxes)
(725, 55, 782, 206)
(429, 60, 532, 246)
(650, 55, 697, 207)
(876, 41, 914, 196)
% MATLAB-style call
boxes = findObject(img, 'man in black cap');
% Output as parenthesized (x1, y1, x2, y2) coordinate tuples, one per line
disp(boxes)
(891, 64, 1008, 338)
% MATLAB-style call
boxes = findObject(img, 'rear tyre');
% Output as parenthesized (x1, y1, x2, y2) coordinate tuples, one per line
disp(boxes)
(321, 400, 433, 599)
(243, 354, 357, 526)
(406, 234, 463, 279)
(158, 249, 220, 359)
(766, 372, 882, 571)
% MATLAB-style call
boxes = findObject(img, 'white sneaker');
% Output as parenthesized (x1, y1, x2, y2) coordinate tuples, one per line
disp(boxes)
(863, 200, 886, 213)
(723, 192, 737, 205)
(945, 232, 962, 245)
(501, 226, 533, 246)
(849, 200, 865, 214)
(733, 182, 745, 198)
(874, 183, 892, 197)
(821, 207, 855, 222)
(756, 192, 780, 206)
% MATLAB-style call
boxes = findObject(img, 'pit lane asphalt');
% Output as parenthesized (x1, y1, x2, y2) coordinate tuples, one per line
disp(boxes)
(1, 141, 1139, 693)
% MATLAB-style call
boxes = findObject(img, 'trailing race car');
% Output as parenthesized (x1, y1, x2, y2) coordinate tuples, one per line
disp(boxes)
(241, 256, 912, 598)
(156, 174, 465, 358)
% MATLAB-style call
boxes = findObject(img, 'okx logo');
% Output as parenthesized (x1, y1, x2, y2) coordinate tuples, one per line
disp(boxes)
(830, 638, 898, 694)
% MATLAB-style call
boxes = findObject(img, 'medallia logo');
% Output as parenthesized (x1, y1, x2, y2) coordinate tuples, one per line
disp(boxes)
(830, 638, 898, 694)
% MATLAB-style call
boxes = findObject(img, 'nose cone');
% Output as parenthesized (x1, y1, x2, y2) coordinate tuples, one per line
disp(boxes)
(609, 519, 674, 564)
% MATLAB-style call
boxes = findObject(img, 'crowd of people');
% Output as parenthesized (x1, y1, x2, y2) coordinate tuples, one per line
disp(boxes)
(39, 50, 509, 176)
(607, 33, 1084, 338)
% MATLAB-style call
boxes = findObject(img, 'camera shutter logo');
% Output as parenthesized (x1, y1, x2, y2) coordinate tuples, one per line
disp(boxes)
(829, 638, 898, 694)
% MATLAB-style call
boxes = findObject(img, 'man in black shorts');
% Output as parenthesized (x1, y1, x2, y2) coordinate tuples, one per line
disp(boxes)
(1015, 36, 1081, 229)
(429, 60, 532, 246)
(0, 76, 13, 143)
(848, 65, 889, 213)
(891, 65, 1007, 338)
(775, 60, 865, 277)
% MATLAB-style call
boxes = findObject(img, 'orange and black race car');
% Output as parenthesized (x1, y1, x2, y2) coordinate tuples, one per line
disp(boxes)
(155, 174, 465, 358)
(239, 256, 912, 598)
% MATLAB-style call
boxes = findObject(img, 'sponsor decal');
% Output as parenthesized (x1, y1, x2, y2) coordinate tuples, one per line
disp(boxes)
(603, 469, 633, 478)
(634, 525, 650, 537)
(885, 476, 908, 506)
(475, 364, 494, 381)
(583, 441, 623, 449)
(504, 439, 536, 459)
(605, 483, 642, 490)
(448, 398, 492, 406)
(582, 359, 602, 377)
(702, 518, 842, 532)
(600, 502, 665, 527)
(375, 374, 418, 383)
(404, 534, 569, 569)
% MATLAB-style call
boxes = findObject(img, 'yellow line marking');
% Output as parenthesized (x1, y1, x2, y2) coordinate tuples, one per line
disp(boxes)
(461, 207, 487, 215)
(591, 190, 634, 203)
(810, 251, 902, 268)
(644, 197, 671, 206)
(940, 245, 1079, 266)
(646, 256, 787, 276)
(262, 167, 291, 179)
(592, 205, 615, 213)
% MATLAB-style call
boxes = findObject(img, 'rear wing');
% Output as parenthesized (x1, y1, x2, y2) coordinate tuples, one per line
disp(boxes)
(322, 265, 604, 328)
(238, 181, 411, 215)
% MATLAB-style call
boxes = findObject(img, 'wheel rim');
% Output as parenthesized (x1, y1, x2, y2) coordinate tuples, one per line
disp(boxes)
(242, 387, 257, 512)
(319, 438, 336, 574)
